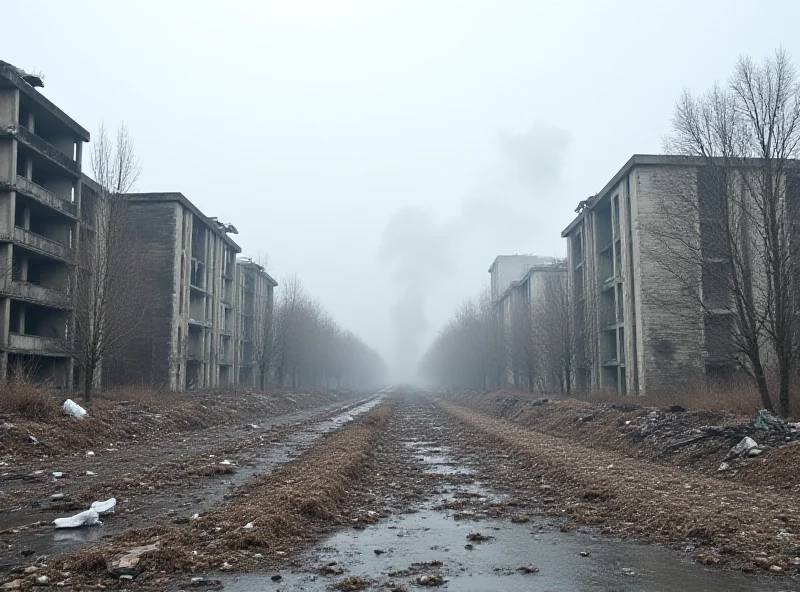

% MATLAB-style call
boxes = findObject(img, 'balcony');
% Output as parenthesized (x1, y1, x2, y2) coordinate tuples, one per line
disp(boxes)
(188, 317, 212, 328)
(14, 176, 77, 219)
(7, 332, 66, 355)
(0, 125, 79, 177)
(4, 281, 70, 309)
(13, 227, 70, 261)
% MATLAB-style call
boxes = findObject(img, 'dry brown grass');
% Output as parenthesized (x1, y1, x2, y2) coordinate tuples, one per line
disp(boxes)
(573, 378, 764, 416)
(440, 402, 800, 574)
(0, 378, 60, 420)
(50, 401, 394, 582)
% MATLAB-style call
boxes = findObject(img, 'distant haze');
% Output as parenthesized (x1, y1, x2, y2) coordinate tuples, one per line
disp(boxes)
(5, 0, 800, 380)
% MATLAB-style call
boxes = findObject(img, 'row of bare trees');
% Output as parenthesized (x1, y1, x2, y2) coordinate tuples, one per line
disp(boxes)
(647, 48, 800, 416)
(69, 125, 385, 400)
(420, 272, 573, 394)
(257, 275, 387, 390)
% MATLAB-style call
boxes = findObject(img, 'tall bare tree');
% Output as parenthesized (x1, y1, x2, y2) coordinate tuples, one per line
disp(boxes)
(647, 49, 800, 414)
(74, 123, 144, 401)
(531, 271, 573, 395)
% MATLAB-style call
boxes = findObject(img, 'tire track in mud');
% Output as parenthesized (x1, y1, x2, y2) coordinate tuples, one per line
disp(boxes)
(437, 398, 800, 576)
(2, 400, 392, 591)
(223, 396, 790, 592)
(0, 396, 380, 573)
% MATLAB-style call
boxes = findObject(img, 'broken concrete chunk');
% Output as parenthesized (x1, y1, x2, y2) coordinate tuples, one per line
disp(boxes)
(108, 543, 159, 577)
(728, 437, 759, 458)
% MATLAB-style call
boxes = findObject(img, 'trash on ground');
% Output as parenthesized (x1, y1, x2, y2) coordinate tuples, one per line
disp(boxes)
(242, 522, 254, 530)
(53, 508, 101, 529)
(62, 399, 87, 419)
(91, 497, 117, 515)
(52, 472, 64, 478)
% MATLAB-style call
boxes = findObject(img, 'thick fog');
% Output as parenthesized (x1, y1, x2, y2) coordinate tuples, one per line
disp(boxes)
(5, 0, 800, 380)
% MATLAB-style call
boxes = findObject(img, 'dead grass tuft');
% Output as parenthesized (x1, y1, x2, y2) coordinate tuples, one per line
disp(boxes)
(0, 378, 59, 420)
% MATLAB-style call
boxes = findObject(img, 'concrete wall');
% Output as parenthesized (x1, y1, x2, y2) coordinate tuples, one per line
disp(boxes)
(103, 201, 179, 388)
(630, 166, 704, 394)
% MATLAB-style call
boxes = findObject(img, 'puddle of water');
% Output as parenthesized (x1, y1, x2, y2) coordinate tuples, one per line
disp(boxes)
(0, 396, 383, 568)
(223, 510, 794, 592)
(224, 425, 796, 592)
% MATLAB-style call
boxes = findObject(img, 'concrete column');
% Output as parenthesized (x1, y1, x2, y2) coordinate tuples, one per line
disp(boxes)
(19, 254, 27, 282)
(0, 294, 10, 383)
(17, 302, 25, 335)
(0, 89, 19, 127)
(22, 206, 30, 231)
(24, 157, 32, 181)
(26, 112, 34, 134)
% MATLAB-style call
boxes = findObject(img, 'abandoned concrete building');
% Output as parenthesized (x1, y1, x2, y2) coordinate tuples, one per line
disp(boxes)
(494, 259, 567, 389)
(488, 255, 557, 303)
(0, 61, 89, 389)
(102, 192, 242, 391)
(562, 154, 775, 395)
(234, 258, 277, 389)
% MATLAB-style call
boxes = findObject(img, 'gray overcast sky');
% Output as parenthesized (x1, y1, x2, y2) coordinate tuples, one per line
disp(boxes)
(4, 0, 799, 378)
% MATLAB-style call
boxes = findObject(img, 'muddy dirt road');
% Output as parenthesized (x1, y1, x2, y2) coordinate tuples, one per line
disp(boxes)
(2, 390, 797, 591)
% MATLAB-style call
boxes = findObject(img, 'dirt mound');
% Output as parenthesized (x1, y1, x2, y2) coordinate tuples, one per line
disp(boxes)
(442, 390, 800, 488)
(0, 389, 356, 462)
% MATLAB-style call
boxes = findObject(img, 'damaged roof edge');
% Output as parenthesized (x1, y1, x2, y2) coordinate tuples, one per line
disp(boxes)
(559, 153, 800, 238)
(0, 61, 90, 142)
(125, 192, 242, 252)
(237, 258, 279, 287)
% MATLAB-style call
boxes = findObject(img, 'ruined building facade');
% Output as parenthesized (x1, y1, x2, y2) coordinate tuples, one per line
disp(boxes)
(103, 193, 242, 391)
(494, 260, 567, 390)
(0, 61, 89, 389)
(562, 154, 771, 395)
(235, 259, 277, 389)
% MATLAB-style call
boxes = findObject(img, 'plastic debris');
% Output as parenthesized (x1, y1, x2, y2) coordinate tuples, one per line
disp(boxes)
(91, 498, 117, 515)
(86, 451, 95, 457)
(242, 522, 254, 530)
(52, 472, 64, 478)
(53, 508, 100, 529)
(28, 436, 39, 445)
(220, 459, 232, 466)
(62, 399, 87, 419)
(753, 409, 784, 430)
(86, 470, 97, 476)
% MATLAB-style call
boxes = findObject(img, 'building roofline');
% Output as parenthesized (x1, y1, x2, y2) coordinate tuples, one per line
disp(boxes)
(236, 257, 279, 287)
(560, 153, 800, 237)
(0, 61, 90, 142)
(125, 192, 242, 251)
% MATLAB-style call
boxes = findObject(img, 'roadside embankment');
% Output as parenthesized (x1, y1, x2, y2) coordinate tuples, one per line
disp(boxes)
(440, 389, 800, 490)
(438, 397, 800, 575)
(12, 401, 394, 591)
(0, 387, 361, 462)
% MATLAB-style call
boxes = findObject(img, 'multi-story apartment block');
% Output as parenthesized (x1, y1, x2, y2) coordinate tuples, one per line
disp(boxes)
(103, 192, 241, 390)
(234, 258, 277, 389)
(561, 154, 778, 395)
(488, 255, 555, 303)
(0, 61, 89, 389)
(494, 259, 567, 389)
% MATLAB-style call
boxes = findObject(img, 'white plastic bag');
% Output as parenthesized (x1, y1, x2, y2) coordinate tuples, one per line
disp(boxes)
(90, 498, 116, 515)
(53, 509, 100, 529)
(62, 399, 87, 419)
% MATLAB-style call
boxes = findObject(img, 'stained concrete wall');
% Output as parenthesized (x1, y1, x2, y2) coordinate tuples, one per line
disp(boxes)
(102, 201, 179, 388)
